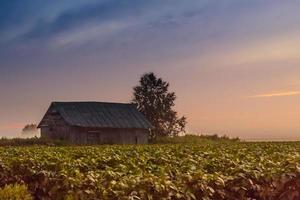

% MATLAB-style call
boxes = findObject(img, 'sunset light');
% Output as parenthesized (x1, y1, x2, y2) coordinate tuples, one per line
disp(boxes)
(1, 0, 300, 140)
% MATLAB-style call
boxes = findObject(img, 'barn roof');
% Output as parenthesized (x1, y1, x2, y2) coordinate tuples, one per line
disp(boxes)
(38, 102, 153, 129)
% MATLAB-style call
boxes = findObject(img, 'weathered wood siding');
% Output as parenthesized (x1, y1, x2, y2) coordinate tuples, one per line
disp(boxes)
(69, 127, 149, 145)
(40, 112, 72, 141)
(40, 113, 149, 144)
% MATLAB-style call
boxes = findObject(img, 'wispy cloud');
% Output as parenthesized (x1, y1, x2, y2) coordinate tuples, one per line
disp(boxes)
(250, 91, 300, 98)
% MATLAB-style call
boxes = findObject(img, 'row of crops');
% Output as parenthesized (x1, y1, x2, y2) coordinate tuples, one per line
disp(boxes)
(0, 143, 300, 199)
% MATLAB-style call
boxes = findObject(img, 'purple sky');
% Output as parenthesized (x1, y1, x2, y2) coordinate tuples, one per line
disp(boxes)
(1, 0, 300, 140)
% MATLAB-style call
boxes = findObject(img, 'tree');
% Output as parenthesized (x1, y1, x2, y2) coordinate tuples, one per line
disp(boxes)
(22, 124, 38, 136)
(132, 72, 187, 139)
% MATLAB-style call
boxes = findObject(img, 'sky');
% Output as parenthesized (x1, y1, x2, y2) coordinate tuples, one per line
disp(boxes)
(1, 0, 300, 140)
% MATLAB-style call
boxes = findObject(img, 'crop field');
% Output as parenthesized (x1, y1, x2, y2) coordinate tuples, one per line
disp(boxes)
(0, 143, 300, 200)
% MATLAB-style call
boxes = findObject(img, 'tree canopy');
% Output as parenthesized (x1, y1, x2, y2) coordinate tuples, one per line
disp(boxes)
(22, 124, 38, 135)
(132, 72, 186, 139)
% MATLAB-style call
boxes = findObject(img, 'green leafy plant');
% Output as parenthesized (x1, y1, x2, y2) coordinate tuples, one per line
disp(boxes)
(0, 184, 32, 200)
(0, 143, 299, 199)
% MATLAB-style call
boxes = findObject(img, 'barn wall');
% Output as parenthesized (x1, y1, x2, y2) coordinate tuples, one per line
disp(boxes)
(40, 112, 71, 141)
(69, 127, 149, 145)
(40, 112, 150, 144)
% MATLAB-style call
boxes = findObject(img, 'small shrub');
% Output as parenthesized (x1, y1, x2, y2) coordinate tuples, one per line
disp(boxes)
(0, 137, 70, 147)
(153, 134, 240, 144)
(0, 184, 33, 200)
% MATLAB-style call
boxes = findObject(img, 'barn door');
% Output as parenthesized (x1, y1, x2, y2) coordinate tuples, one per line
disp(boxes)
(135, 136, 138, 144)
(87, 131, 100, 144)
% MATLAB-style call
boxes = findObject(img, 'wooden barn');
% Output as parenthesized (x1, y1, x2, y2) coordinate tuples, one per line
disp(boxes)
(37, 102, 153, 144)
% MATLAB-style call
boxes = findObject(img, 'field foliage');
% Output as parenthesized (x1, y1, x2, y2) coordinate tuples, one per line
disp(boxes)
(0, 143, 299, 199)
(0, 137, 68, 146)
(153, 134, 240, 144)
(0, 135, 238, 147)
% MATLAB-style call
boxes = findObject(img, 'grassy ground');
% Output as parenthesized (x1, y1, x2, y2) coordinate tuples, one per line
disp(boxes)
(0, 134, 239, 146)
(153, 134, 240, 144)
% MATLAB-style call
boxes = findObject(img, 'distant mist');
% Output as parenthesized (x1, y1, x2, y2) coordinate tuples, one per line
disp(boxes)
(21, 124, 40, 138)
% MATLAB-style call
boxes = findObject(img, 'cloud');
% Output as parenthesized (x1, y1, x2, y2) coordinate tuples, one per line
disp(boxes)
(20, 0, 190, 39)
(250, 91, 300, 98)
(51, 20, 135, 48)
(0, 0, 102, 43)
(16, 0, 213, 48)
